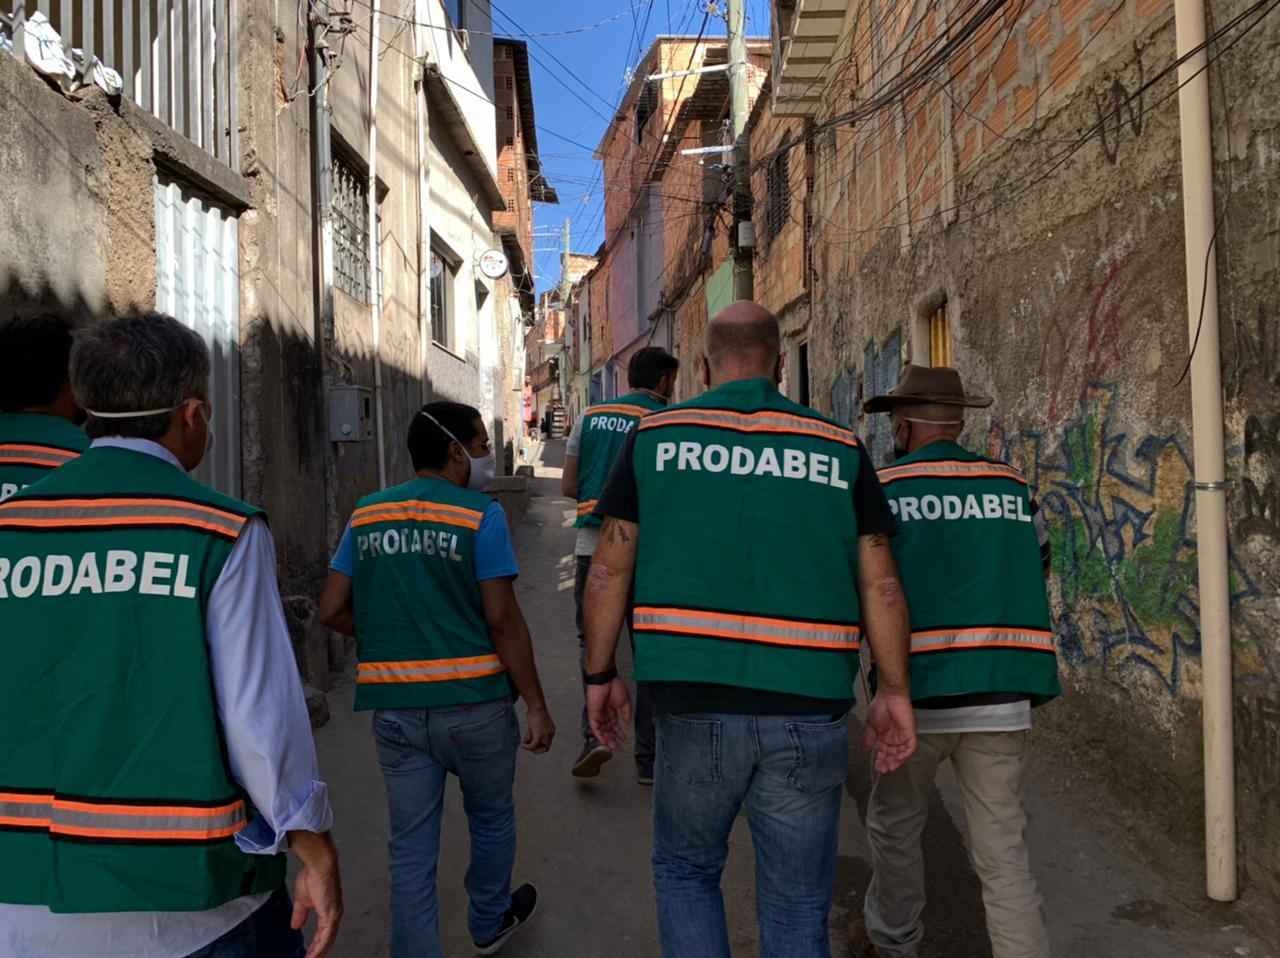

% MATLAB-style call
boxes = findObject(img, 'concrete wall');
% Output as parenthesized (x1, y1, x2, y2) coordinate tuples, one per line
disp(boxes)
(763, 0, 1280, 921)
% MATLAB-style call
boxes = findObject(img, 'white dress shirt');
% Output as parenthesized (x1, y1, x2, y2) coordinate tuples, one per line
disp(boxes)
(0, 439, 334, 958)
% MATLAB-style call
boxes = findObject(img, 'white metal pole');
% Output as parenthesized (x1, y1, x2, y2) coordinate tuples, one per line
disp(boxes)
(727, 0, 753, 301)
(1174, 0, 1235, 902)
(413, 13, 432, 406)
(368, 0, 388, 489)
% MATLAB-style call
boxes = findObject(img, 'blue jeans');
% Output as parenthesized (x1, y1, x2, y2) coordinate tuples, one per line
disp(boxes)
(652, 712, 850, 958)
(184, 887, 304, 957)
(373, 699, 520, 958)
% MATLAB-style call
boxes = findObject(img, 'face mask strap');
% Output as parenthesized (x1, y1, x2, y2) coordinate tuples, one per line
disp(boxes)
(901, 415, 964, 425)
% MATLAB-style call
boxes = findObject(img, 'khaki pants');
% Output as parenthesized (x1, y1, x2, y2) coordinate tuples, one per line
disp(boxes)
(863, 730, 1050, 958)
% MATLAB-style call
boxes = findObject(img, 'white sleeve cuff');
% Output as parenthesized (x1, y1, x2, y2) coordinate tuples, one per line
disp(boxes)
(234, 780, 335, 856)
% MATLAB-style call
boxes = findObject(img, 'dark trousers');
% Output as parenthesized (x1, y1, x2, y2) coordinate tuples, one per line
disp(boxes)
(575, 554, 654, 770)
(184, 887, 304, 958)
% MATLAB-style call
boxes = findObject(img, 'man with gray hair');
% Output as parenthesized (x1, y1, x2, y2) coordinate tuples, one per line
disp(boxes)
(853, 364, 1060, 958)
(0, 313, 343, 957)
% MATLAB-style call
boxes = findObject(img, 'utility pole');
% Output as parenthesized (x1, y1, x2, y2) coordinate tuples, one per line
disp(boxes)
(727, 0, 754, 301)
(560, 217, 571, 302)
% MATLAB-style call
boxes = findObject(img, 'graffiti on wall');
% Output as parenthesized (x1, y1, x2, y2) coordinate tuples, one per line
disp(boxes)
(1093, 53, 1146, 166)
(988, 383, 1275, 696)
(829, 328, 902, 463)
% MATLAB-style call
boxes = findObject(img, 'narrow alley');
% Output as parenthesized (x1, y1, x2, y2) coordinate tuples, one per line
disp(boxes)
(314, 442, 1273, 958)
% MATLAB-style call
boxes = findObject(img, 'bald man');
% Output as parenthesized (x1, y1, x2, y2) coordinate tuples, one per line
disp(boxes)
(583, 302, 916, 958)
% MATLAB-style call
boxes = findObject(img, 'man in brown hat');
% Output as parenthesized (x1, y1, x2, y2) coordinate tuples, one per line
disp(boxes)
(852, 364, 1061, 958)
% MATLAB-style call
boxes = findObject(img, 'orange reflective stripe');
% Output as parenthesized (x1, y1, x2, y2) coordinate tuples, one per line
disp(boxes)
(0, 497, 248, 536)
(51, 823, 245, 841)
(577, 499, 598, 515)
(0, 443, 80, 468)
(0, 790, 247, 842)
(909, 627, 1055, 654)
(588, 404, 649, 418)
(634, 606, 860, 651)
(357, 654, 507, 684)
(638, 409, 858, 447)
(352, 500, 484, 530)
(878, 460, 1027, 485)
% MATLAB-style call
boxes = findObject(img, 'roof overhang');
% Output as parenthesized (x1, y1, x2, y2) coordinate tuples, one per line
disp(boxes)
(497, 227, 536, 314)
(424, 66, 507, 212)
(772, 0, 849, 117)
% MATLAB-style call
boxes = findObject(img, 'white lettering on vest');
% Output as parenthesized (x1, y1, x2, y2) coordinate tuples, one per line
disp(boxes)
(367, 532, 383, 557)
(0, 482, 21, 502)
(891, 490, 1034, 525)
(173, 554, 198, 598)
(703, 444, 730, 472)
(105, 550, 137, 592)
(384, 529, 401, 554)
(411, 528, 423, 552)
(42, 555, 74, 596)
(0, 557, 9, 598)
(783, 449, 807, 479)
(656, 442, 677, 470)
(677, 442, 702, 471)
(755, 447, 782, 477)
(139, 552, 175, 596)
(11, 557, 41, 598)
(71, 553, 103, 594)
(731, 446, 755, 474)
(809, 452, 830, 485)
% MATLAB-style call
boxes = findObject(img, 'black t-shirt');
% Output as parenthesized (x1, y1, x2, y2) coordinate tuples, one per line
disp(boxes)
(595, 429, 897, 717)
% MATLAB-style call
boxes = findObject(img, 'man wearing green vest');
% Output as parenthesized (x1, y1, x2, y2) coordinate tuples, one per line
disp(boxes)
(0, 313, 342, 958)
(319, 401, 554, 958)
(562, 346, 678, 781)
(854, 365, 1060, 958)
(0, 314, 89, 501)
(585, 302, 917, 958)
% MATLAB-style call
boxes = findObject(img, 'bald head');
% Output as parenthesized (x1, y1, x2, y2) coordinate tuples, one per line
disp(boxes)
(704, 301, 781, 385)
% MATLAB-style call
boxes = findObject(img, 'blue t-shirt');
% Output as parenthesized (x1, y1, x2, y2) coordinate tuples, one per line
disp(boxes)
(330, 500, 518, 581)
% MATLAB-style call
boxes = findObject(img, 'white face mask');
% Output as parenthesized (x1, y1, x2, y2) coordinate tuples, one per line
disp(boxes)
(420, 412, 495, 491)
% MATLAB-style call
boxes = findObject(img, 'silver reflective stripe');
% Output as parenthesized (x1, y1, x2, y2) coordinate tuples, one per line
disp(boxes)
(634, 608, 860, 650)
(357, 656, 507, 683)
(910, 630, 1055, 653)
(641, 410, 857, 445)
(0, 446, 74, 467)
(51, 801, 245, 836)
(0, 793, 52, 826)
(880, 460, 1026, 483)
(0, 500, 245, 535)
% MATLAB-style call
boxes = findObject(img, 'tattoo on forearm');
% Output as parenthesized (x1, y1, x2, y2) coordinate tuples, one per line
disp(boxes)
(603, 518, 632, 545)
(867, 533, 889, 548)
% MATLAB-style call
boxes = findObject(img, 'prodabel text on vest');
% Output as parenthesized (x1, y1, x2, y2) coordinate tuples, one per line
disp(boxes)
(889, 492, 1033, 523)
(0, 551, 199, 598)
(654, 441, 851, 488)
(358, 527, 463, 562)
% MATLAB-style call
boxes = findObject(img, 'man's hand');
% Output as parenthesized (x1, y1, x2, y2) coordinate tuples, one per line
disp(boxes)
(588, 677, 632, 751)
(864, 692, 917, 774)
(288, 830, 343, 958)
(523, 704, 555, 753)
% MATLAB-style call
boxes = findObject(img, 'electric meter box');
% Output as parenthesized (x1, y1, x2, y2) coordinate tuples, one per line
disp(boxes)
(327, 385, 374, 442)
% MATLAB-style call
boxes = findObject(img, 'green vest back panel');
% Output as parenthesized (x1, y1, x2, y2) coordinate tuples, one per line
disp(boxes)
(0, 413, 89, 502)
(0, 446, 285, 913)
(574, 392, 666, 527)
(630, 378, 863, 700)
(352, 476, 512, 710)
(877, 440, 1060, 705)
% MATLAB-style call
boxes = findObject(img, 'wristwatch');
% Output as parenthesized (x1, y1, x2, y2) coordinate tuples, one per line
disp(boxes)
(584, 666, 618, 686)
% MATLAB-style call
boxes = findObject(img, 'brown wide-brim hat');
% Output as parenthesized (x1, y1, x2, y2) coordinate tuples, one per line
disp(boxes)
(862, 363, 993, 413)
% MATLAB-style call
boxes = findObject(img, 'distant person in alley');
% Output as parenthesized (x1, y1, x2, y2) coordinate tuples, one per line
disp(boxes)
(853, 365, 1061, 958)
(0, 313, 342, 958)
(561, 346, 678, 783)
(585, 301, 917, 958)
(319, 401, 554, 958)
(0, 314, 89, 501)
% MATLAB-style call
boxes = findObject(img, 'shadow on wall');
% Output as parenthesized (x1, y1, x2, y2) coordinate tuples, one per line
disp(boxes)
(0, 273, 103, 327)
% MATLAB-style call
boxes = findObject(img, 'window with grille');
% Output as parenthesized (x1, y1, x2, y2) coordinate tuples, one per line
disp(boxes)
(505, 76, 514, 90)
(430, 245, 457, 349)
(505, 135, 514, 147)
(766, 152, 790, 241)
(505, 105, 514, 120)
(635, 83, 657, 144)
(507, 168, 515, 183)
(332, 149, 379, 304)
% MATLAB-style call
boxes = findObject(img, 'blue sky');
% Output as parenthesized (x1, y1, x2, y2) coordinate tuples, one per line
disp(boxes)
(493, 0, 772, 292)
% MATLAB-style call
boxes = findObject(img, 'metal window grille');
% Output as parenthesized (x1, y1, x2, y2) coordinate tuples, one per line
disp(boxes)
(430, 247, 453, 348)
(505, 104, 513, 120)
(332, 149, 379, 304)
(505, 75, 513, 90)
(506, 168, 515, 183)
(767, 152, 790, 241)
(505, 135, 513, 146)
(634, 83, 657, 143)
(5, 1, 239, 167)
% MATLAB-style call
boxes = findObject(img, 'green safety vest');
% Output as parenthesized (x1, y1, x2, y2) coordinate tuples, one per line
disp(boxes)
(877, 440, 1061, 705)
(0, 412, 89, 502)
(0, 446, 286, 914)
(351, 476, 513, 711)
(574, 392, 666, 527)
(629, 378, 864, 700)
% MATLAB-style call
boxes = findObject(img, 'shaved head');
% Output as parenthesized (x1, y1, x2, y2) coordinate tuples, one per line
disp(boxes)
(704, 301, 781, 383)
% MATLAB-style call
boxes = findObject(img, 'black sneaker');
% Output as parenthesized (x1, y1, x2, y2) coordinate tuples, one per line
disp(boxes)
(636, 763, 654, 786)
(474, 883, 538, 955)
(571, 739, 613, 778)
